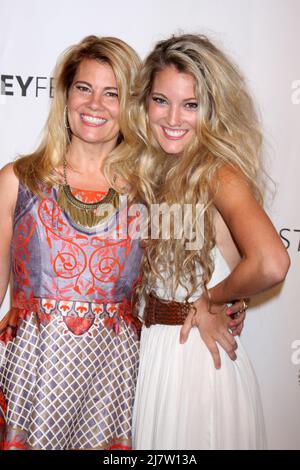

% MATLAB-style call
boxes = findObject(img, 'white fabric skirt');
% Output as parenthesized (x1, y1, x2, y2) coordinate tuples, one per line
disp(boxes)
(132, 324, 266, 450)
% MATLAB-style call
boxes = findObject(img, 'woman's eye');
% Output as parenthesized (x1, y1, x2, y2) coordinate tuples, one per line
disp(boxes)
(105, 91, 118, 98)
(185, 102, 198, 110)
(152, 96, 167, 105)
(75, 84, 91, 93)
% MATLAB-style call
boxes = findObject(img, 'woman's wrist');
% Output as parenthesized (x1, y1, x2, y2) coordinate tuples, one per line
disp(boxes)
(204, 288, 212, 311)
(193, 291, 210, 314)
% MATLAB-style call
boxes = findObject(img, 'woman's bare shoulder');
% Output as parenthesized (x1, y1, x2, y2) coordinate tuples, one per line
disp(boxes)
(0, 162, 18, 181)
(0, 162, 19, 212)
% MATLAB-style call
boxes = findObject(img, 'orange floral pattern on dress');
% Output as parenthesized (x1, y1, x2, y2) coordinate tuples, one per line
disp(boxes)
(36, 191, 132, 300)
(13, 213, 37, 290)
(71, 188, 107, 203)
(0, 388, 7, 450)
(2, 435, 27, 450)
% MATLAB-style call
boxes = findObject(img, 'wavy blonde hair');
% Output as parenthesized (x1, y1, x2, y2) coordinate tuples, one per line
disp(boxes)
(106, 33, 264, 299)
(14, 35, 140, 196)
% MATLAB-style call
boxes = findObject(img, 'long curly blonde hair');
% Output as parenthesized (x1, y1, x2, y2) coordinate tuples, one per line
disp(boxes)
(14, 35, 140, 196)
(106, 33, 264, 299)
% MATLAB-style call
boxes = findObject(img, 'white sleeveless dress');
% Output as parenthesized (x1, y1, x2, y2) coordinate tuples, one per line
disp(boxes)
(132, 247, 266, 450)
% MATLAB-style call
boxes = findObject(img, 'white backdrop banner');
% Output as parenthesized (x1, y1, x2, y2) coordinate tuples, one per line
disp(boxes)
(0, 0, 299, 450)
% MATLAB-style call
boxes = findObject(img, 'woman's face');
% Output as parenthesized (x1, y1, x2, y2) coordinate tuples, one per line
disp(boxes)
(67, 58, 120, 149)
(148, 65, 198, 155)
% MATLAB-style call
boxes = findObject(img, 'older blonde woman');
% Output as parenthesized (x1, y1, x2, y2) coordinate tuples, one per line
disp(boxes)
(0, 35, 142, 450)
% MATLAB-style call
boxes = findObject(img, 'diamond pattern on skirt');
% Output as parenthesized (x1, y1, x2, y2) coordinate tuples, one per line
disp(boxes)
(0, 318, 39, 432)
(0, 312, 139, 449)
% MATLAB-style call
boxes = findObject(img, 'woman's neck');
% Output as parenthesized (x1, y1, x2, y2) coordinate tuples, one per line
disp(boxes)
(63, 140, 114, 191)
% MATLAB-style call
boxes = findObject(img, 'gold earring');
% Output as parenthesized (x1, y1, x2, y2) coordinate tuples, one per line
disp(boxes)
(64, 105, 70, 129)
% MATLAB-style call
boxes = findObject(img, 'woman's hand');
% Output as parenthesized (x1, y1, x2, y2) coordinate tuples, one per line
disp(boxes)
(179, 296, 247, 369)
(209, 298, 248, 337)
(226, 300, 248, 337)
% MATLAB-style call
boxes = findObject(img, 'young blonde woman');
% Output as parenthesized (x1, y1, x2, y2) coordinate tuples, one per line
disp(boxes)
(116, 34, 290, 449)
(0, 35, 142, 450)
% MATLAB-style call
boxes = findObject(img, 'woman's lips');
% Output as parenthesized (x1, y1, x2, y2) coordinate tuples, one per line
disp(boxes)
(80, 114, 108, 127)
(162, 126, 188, 140)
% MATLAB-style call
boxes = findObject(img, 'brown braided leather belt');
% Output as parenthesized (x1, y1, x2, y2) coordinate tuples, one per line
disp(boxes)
(144, 293, 193, 327)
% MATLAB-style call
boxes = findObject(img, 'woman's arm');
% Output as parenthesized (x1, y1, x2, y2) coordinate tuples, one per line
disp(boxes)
(214, 206, 241, 271)
(207, 166, 290, 304)
(180, 166, 290, 368)
(0, 163, 19, 308)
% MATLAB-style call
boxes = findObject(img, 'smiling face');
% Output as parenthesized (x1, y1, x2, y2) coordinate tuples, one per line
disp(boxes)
(148, 65, 198, 155)
(67, 58, 120, 151)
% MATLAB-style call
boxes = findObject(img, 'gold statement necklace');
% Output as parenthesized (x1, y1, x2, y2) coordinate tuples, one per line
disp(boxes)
(57, 158, 119, 228)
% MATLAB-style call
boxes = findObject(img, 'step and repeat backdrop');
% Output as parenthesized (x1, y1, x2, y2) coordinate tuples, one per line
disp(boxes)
(0, 0, 299, 449)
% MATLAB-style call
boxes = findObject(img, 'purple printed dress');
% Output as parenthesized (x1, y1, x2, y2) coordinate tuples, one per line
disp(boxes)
(0, 183, 142, 450)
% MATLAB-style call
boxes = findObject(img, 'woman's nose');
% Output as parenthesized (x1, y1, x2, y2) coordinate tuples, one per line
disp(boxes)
(167, 105, 182, 126)
(88, 91, 104, 110)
